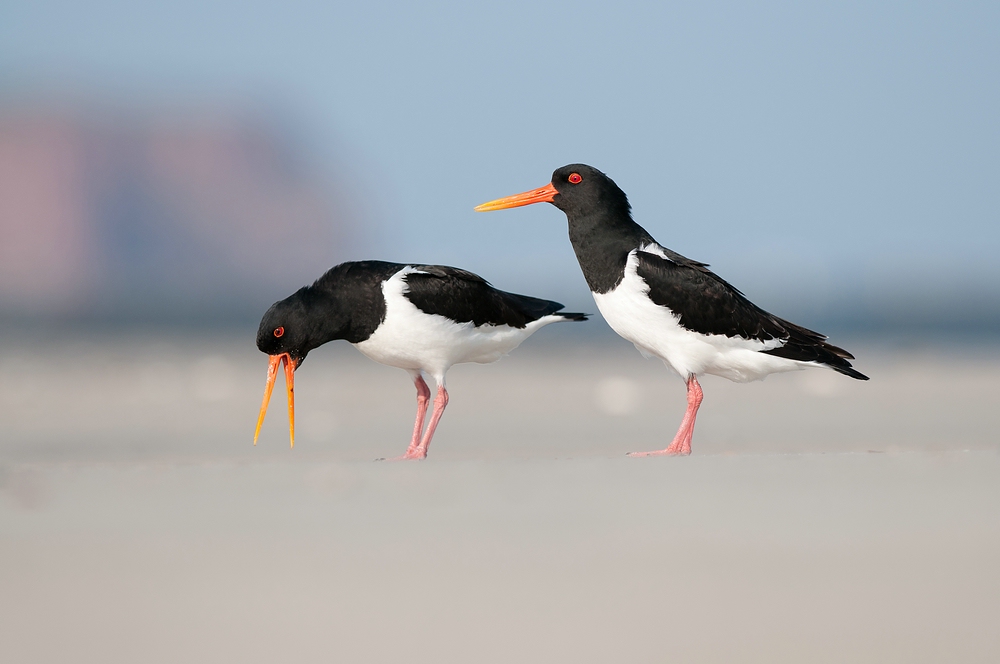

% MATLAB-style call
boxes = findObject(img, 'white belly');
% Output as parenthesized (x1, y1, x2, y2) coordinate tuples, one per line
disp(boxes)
(593, 252, 803, 383)
(353, 268, 562, 382)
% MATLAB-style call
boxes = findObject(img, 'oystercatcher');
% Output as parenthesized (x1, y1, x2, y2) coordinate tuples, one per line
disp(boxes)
(253, 260, 587, 459)
(476, 164, 867, 456)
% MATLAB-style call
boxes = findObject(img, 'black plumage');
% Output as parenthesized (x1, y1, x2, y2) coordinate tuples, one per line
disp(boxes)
(476, 162, 868, 457)
(634, 252, 866, 379)
(403, 264, 585, 328)
(544, 163, 867, 381)
(254, 260, 587, 457)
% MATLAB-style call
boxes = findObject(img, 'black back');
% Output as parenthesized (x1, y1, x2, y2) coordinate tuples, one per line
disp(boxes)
(404, 264, 583, 328)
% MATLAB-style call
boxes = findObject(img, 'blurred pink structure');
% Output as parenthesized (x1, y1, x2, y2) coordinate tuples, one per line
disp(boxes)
(0, 105, 359, 321)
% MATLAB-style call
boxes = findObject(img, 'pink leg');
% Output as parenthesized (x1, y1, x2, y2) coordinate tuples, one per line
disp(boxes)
(383, 375, 431, 461)
(628, 376, 703, 457)
(384, 383, 448, 461)
(414, 385, 449, 458)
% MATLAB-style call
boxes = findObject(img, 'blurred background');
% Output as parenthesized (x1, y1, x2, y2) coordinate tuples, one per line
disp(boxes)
(2, 2, 999, 663)
(2, 0, 998, 332)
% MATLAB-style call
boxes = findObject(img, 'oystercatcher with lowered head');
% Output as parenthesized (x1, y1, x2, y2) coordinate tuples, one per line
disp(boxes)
(476, 164, 867, 456)
(253, 260, 587, 459)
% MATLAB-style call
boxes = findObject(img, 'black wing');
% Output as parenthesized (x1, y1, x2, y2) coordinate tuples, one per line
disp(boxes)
(404, 265, 586, 328)
(634, 250, 868, 379)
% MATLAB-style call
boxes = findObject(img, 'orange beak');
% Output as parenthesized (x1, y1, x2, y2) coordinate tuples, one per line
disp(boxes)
(253, 353, 297, 448)
(474, 182, 558, 212)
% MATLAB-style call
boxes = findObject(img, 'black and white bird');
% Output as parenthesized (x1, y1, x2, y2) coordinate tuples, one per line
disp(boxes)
(253, 260, 587, 459)
(476, 164, 867, 456)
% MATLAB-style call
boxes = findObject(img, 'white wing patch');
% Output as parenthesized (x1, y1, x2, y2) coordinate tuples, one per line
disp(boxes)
(638, 242, 671, 260)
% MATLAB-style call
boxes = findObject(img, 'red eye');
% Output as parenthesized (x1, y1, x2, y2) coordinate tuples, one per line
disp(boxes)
(274, 327, 284, 338)
(568, 173, 582, 184)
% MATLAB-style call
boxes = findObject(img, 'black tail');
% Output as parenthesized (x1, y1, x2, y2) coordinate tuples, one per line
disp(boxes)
(502, 293, 588, 323)
(823, 360, 868, 380)
(763, 339, 869, 380)
(829, 363, 869, 380)
(760, 320, 869, 381)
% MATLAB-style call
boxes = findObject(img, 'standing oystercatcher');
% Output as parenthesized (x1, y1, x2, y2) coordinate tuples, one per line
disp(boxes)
(253, 260, 587, 459)
(476, 164, 867, 456)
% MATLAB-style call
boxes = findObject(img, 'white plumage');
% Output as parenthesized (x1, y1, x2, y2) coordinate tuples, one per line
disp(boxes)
(255, 259, 586, 459)
(354, 267, 576, 385)
(474, 162, 868, 456)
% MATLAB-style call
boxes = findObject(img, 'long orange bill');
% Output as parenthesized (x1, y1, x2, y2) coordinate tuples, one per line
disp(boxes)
(283, 353, 295, 449)
(474, 182, 558, 212)
(253, 353, 296, 449)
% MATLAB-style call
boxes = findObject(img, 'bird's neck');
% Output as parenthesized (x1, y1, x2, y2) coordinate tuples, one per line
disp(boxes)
(297, 289, 353, 350)
(566, 210, 654, 294)
(310, 280, 386, 345)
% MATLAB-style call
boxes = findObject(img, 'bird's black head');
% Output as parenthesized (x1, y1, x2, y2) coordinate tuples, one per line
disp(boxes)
(253, 285, 346, 449)
(474, 163, 631, 220)
(256, 285, 346, 367)
(548, 164, 631, 217)
(256, 293, 309, 367)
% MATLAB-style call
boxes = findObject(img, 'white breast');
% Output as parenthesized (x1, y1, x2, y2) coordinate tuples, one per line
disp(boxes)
(593, 250, 803, 383)
(353, 267, 566, 383)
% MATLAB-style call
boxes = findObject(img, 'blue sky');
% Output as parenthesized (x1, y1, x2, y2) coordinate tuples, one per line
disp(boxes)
(3, 1, 998, 325)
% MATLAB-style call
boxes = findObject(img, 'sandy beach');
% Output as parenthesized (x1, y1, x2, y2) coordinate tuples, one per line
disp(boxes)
(2, 333, 999, 662)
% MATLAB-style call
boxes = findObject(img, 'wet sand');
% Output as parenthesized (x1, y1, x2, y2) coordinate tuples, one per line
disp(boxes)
(2, 334, 999, 662)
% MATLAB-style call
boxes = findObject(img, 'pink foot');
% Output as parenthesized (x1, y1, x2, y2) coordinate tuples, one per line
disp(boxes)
(377, 375, 433, 461)
(378, 450, 427, 461)
(627, 376, 701, 458)
(377, 382, 448, 461)
(626, 446, 690, 457)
